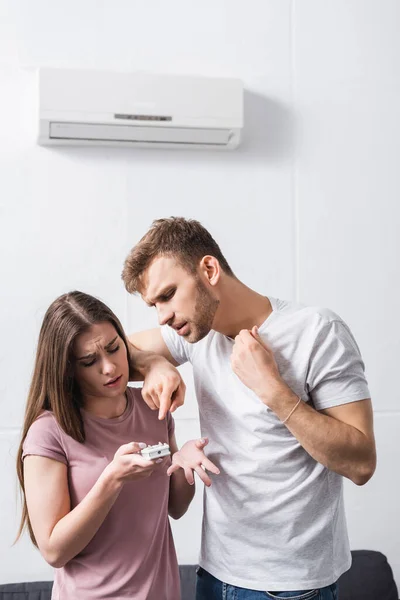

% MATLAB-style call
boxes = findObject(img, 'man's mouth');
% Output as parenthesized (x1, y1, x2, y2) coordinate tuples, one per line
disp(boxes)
(173, 322, 189, 336)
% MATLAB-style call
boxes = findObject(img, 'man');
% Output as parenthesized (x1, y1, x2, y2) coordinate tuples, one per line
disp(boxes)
(123, 217, 376, 600)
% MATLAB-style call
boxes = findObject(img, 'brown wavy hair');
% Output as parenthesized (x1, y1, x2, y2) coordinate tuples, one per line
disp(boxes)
(122, 216, 235, 294)
(15, 291, 132, 546)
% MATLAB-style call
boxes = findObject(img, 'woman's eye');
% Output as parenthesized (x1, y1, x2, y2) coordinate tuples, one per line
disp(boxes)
(82, 359, 96, 368)
(109, 345, 120, 354)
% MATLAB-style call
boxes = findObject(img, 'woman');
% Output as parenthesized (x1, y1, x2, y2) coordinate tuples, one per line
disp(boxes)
(16, 291, 217, 600)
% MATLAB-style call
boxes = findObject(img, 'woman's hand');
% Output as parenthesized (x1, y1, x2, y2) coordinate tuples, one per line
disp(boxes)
(167, 438, 220, 487)
(104, 442, 161, 484)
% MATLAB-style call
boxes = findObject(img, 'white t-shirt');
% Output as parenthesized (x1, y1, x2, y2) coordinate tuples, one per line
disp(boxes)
(161, 297, 370, 591)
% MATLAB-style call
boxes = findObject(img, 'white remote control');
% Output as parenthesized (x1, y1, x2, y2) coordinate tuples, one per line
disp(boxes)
(141, 443, 170, 460)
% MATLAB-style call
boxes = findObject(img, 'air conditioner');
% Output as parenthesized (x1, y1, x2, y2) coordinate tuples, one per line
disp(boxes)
(38, 69, 243, 150)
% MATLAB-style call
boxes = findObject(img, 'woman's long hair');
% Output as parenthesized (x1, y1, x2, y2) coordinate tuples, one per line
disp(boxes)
(15, 291, 132, 546)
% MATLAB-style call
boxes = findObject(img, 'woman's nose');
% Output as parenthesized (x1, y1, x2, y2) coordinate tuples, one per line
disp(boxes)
(101, 357, 116, 375)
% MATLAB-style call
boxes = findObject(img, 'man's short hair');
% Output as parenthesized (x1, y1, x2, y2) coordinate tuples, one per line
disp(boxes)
(122, 217, 234, 294)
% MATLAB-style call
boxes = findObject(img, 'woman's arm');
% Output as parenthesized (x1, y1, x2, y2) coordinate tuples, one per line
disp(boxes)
(167, 433, 195, 520)
(24, 442, 156, 568)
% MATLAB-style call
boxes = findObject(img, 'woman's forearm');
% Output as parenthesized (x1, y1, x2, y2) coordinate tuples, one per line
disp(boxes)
(46, 468, 123, 568)
(168, 469, 195, 520)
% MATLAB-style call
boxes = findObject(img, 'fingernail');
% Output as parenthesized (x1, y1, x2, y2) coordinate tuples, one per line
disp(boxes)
(156, 458, 163, 463)
(200, 438, 206, 443)
(138, 443, 147, 449)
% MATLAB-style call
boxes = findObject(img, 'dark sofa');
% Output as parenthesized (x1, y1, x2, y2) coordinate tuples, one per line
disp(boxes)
(0, 551, 398, 599)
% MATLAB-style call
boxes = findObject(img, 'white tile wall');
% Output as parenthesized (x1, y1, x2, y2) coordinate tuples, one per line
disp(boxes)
(0, 0, 398, 590)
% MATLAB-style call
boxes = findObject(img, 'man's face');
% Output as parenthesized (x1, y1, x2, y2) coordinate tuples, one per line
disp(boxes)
(141, 256, 219, 343)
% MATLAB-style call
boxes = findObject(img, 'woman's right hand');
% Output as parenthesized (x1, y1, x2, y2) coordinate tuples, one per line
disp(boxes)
(104, 442, 159, 484)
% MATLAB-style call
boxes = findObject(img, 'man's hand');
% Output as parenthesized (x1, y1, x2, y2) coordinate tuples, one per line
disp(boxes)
(230, 326, 290, 407)
(141, 355, 186, 420)
(167, 438, 220, 487)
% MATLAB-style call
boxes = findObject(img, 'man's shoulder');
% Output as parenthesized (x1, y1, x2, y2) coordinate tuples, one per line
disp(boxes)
(272, 297, 343, 330)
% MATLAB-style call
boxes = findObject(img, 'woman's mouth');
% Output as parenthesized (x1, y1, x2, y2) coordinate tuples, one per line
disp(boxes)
(104, 375, 122, 387)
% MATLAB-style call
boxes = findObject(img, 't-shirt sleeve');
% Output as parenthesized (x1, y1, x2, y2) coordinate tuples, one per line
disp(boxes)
(161, 325, 190, 365)
(22, 413, 68, 465)
(306, 320, 371, 411)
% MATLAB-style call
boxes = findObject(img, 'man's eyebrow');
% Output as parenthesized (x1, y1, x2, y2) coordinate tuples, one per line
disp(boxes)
(146, 287, 174, 306)
(77, 336, 119, 360)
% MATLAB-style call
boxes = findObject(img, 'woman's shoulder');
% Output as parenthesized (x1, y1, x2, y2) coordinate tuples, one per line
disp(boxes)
(28, 409, 59, 432)
(126, 385, 143, 402)
(126, 386, 175, 434)
(126, 385, 159, 417)
(23, 410, 68, 464)
(25, 410, 64, 446)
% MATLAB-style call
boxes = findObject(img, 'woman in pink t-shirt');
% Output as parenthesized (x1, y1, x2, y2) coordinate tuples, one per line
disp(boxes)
(16, 291, 219, 600)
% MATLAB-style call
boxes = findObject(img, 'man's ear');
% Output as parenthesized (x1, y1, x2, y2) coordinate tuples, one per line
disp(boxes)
(199, 256, 221, 287)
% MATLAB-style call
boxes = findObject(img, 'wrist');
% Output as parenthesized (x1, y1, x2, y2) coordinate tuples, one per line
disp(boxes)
(131, 346, 162, 377)
(260, 383, 296, 412)
(100, 464, 124, 495)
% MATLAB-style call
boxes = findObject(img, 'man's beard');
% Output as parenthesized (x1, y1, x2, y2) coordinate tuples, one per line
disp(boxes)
(185, 279, 219, 343)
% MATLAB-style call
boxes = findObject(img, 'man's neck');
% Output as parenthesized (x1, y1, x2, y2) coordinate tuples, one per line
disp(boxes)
(213, 278, 272, 338)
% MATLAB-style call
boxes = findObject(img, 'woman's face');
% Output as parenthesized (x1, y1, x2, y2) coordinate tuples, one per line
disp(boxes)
(73, 321, 129, 401)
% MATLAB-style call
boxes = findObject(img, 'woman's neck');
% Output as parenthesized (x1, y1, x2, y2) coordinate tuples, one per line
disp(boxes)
(82, 392, 127, 419)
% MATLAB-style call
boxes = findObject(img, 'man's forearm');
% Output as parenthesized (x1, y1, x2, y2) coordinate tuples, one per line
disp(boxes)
(265, 391, 376, 485)
(128, 343, 166, 381)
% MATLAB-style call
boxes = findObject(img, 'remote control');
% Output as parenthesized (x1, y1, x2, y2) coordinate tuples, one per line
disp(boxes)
(141, 443, 170, 460)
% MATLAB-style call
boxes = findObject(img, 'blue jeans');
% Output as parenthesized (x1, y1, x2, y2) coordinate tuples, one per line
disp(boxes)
(196, 567, 338, 600)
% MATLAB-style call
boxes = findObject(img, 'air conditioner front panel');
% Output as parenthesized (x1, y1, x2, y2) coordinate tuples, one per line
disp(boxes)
(38, 69, 243, 150)
(48, 122, 235, 146)
(40, 69, 243, 123)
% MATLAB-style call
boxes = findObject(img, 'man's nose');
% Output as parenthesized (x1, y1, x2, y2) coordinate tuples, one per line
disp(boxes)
(157, 306, 174, 327)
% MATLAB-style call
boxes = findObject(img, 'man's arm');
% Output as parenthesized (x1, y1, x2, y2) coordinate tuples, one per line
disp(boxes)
(128, 328, 185, 419)
(129, 328, 178, 367)
(269, 395, 376, 485)
(231, 327, 376, 486)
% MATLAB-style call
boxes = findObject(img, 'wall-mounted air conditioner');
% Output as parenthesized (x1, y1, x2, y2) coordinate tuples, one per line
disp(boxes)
(38, 69, 243, 150)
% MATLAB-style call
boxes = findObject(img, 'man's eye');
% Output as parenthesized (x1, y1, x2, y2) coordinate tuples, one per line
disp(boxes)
(108, 345, 120, 354)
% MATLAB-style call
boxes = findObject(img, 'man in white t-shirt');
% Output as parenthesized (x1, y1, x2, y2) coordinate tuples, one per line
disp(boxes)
(123, 217, 376, 600)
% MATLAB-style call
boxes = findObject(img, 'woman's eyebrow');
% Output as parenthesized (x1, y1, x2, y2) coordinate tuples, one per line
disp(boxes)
(77, 351, 96, 361)
(104, 335, 118, 349)
(77, 336, 118, 360)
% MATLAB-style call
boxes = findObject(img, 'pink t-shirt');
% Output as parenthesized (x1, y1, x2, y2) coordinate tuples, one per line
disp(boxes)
(22, 386, 180, 600)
